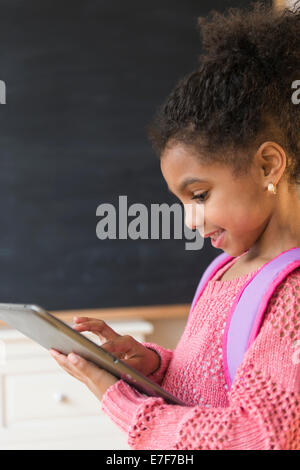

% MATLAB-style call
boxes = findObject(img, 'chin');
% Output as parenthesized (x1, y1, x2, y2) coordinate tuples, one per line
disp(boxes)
(222, 246, 248, 258)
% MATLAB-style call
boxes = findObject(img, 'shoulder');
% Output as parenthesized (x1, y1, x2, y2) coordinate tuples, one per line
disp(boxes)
(263, 267, 300, 339)
(268, 266, 300, 303)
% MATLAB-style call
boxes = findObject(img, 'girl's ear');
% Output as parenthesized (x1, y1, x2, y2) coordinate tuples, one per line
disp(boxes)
(255, 141, 286, 183)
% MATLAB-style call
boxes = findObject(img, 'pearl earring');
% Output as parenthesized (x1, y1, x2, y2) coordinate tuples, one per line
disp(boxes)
(268, 183, 277, 194)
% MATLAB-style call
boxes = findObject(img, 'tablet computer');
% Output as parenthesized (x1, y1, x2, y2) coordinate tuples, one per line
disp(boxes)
(0, 303, 185, 406)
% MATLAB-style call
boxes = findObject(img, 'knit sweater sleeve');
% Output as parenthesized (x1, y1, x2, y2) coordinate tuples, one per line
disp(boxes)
(101, 270, 300, 450)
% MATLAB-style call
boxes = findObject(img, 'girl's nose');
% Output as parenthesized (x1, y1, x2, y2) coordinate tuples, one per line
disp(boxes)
(184, 203, 204, 233)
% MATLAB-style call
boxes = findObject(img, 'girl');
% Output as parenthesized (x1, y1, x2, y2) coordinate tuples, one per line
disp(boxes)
(50, 2, 300, 450)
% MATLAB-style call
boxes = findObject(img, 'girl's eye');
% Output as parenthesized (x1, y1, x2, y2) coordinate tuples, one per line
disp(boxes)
(192, 192, 208, 203)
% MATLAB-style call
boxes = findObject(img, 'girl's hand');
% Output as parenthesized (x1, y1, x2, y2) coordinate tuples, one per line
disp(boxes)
(72, 316, 161, 377)
(49, 349, 118, 402)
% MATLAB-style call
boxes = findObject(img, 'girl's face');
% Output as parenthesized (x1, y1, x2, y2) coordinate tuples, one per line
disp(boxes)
(160, 143, 274, 258)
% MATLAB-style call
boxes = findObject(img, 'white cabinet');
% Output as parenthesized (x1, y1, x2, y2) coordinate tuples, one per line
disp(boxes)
(0, 320, 153, 450)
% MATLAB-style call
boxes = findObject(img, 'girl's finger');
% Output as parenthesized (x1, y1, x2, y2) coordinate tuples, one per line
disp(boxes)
(66, 352, 107, 384)
(72, 319, 120, 341)
(73, 316, 92, 323)
(50, 349, 83, 381)
(50, 349, 73, 371)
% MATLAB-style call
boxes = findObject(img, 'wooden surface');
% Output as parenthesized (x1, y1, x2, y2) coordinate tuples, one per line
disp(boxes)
(0, 303, 190, 328)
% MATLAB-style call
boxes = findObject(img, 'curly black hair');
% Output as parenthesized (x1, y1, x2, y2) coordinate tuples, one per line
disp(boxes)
(147, 1, 300, 186)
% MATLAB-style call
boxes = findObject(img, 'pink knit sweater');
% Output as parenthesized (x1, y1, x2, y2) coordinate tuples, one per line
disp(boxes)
(101, 251, 300, 450)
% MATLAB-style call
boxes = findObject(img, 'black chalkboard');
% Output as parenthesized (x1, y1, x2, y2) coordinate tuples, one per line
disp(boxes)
(0, 0, 257, 310)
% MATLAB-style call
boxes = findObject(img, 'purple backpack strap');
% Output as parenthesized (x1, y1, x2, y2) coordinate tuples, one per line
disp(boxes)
(223, 246, 300, 390)
(188, 252, 233, 321)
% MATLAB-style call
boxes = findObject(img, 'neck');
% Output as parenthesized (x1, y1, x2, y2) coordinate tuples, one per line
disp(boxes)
(247, 185, 300, 262)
